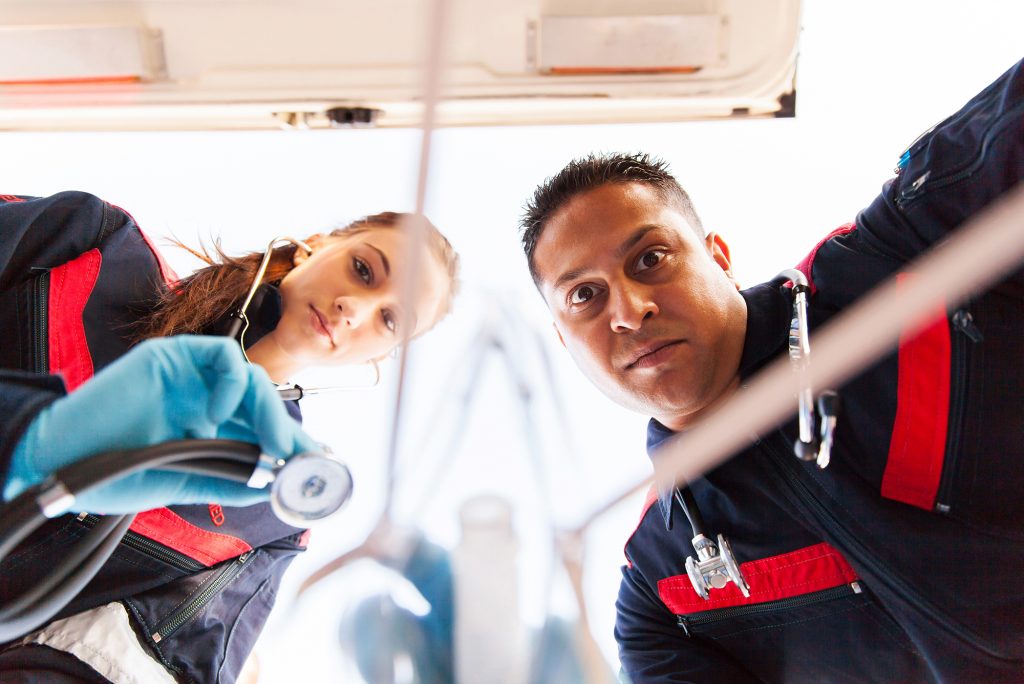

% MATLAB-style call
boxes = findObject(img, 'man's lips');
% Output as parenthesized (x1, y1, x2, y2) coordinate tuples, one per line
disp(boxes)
(625, 340, 685, 369)
(310, 305, 336, 347)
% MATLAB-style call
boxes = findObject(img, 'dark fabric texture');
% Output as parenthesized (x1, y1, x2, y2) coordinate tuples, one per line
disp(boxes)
(0, 644, 110, 684)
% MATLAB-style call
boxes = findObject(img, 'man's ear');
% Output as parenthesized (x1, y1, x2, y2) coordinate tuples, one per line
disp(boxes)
(705, 232, 740, 290)
(292, 233, 326, 267)
(552, 321, 566, 349)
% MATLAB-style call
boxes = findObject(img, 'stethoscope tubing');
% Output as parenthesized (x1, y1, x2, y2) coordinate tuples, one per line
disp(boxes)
(0, 439, 264, 642)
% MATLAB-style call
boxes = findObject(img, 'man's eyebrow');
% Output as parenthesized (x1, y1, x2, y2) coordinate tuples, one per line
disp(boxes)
(367, 243, 390, 277)
(615, 225, 659, 259)
(552, 225, 659, 290)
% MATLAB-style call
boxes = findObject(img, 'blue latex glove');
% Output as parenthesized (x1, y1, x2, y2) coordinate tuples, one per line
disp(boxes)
(4, 336, 319, 514)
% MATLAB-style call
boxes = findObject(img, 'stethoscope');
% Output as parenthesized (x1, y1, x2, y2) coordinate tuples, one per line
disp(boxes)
(677, 269, 839, 600)
(0, 236, 365, 642)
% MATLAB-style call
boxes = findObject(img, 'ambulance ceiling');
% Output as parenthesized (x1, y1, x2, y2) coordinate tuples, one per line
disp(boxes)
(0, 0, 801, 130)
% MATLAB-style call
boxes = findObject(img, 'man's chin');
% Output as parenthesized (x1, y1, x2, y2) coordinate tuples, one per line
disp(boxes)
(601, 374, 704, 421)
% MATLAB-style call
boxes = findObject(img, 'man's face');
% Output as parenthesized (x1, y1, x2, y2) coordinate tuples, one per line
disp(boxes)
(533, 182, 747, 430)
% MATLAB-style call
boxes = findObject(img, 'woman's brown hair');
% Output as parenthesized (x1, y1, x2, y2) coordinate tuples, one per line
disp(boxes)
(134, 212, 459, 342)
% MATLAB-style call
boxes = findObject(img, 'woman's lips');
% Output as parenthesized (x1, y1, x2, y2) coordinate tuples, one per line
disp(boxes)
(629, 340, 684, 369)
(309, 305, 335, 347)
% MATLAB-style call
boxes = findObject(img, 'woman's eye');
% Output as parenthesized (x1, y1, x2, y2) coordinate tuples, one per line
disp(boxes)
(569, 284, 599, 306)
(353, 257, 372, 284)
(383, 310, 397, 334)
(635, 249, 666, 273)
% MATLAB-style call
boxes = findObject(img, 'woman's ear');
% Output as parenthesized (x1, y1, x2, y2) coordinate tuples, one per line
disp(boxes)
(292, 234, 325, 267)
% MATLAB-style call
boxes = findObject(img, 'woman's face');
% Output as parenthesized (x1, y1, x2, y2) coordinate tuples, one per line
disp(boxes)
(250, 227, 449, 378)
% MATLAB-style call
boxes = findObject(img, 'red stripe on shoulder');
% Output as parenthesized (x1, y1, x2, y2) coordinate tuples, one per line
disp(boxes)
(130, 508, 253, 566)
(623, 484, 661, 567)
(880, 273, 950, 510)
(794, 223, 856, 294)
(49, 249, 102, 391)
(0, 194, 26, 202)
(658, 542, 859, 614)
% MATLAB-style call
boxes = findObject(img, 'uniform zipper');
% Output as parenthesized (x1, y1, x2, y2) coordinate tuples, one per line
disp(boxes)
(151, 551, 253, 643)
(935, 309, 983, 513)
(758, 436, 1004, 658)
(31, 271, 50, 374)
(896, 100, 1024, 207)
(676, 582, 862, 637)
(78, 513, 204, 573)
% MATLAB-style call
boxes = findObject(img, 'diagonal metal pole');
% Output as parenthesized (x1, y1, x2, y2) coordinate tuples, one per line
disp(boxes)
(384, 0, 451, 515)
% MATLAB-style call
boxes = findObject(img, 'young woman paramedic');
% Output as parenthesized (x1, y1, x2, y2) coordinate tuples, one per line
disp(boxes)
(0, 190, 459, 683)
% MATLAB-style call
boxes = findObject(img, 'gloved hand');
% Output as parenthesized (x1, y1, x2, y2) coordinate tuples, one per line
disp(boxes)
(4, 336, 319, 514)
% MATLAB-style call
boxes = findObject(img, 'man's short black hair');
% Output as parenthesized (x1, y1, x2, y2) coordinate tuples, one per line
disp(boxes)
(520, 152, 705, 284)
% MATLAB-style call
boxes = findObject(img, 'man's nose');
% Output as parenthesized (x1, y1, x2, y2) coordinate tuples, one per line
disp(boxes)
(609, 286, 658, 332)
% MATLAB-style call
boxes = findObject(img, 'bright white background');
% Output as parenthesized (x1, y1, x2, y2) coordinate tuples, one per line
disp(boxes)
(1, 1, 1021, 680)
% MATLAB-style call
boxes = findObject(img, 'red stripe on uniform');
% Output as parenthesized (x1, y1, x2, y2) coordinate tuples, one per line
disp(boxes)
(130, 508, 253, 566)
(48, 249, 102, 391)
(880, 274, 950, 510)
(658, 542, 859, 614)
(794, 223, 857, 294)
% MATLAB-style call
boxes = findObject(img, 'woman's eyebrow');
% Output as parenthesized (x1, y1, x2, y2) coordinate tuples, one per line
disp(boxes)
(366, 243, 390, 276)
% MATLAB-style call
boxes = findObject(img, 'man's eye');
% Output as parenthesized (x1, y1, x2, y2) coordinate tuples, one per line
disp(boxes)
(569, 284, 599, 305)
(353, 257, 372, 284)
(635, 249, 666, 273)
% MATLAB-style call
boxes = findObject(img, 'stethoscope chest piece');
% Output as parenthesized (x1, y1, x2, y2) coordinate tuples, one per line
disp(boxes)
(269, 452, 354, 528)
(685, 533, 751, 600)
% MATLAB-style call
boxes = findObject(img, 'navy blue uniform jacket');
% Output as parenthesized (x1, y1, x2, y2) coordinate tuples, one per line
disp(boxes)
(0, 191, 307, 683)
(617, 60, 1024, 682)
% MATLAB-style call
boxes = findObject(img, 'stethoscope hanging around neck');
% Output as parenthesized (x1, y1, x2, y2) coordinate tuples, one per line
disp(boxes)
(677, 268, 841, 601)
(226, 236, 382, 398)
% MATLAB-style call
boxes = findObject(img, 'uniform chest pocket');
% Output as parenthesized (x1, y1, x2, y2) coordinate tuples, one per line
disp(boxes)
(895, 82, 1024, 210)
(678, 583, 928, 682)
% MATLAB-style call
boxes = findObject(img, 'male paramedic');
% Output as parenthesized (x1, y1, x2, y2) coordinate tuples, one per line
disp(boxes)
(520, 59, 1024, 682)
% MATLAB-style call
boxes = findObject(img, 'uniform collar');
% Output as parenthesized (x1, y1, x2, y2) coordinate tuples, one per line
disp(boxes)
(645, 279, 792, 530)
(208, 284, 284, 348)
(240, 284, 284, 349)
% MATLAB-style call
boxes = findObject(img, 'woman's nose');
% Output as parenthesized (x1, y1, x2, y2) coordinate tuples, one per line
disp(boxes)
(335, 297, 368, 328)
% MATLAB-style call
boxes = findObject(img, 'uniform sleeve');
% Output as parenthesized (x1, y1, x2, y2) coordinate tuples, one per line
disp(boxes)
(615, 563, 759, 684)
(0, 191, 120, 485)
(0, 191, 122, 291)
(0, 370, 65, 490)
(854, 58, 1024, 263)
